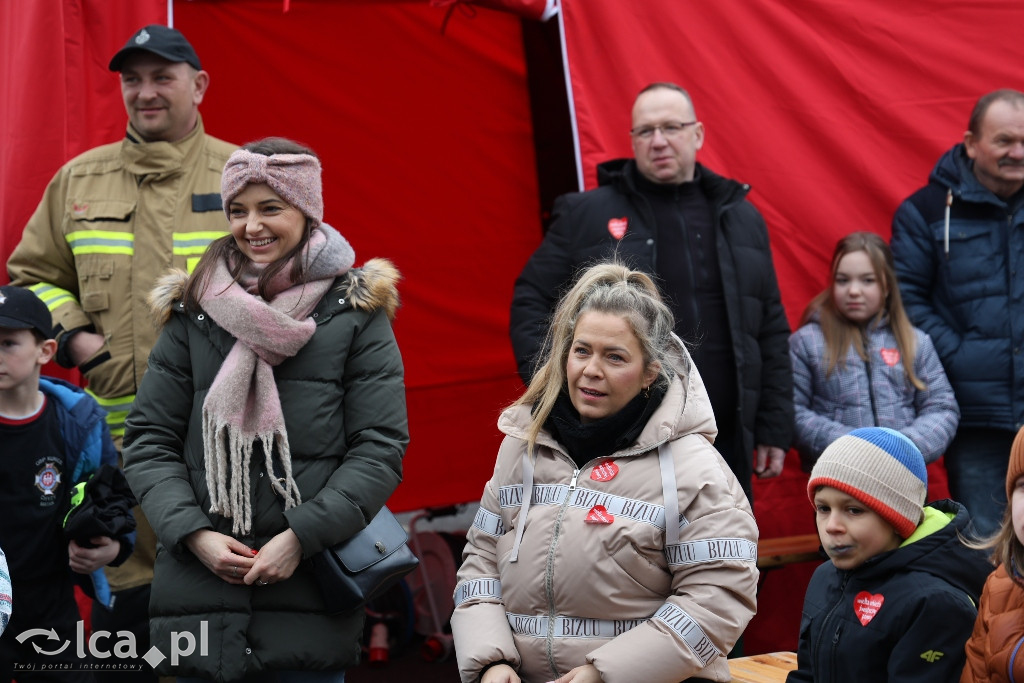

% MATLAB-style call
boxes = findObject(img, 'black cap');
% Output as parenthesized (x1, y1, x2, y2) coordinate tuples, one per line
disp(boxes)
(108, 25, 201, 72)
(0, 286, 53, 339)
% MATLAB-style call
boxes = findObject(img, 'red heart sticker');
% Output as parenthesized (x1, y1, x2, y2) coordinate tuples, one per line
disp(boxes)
(590, 460, 619, 482)
(879, 348, 900, 367)
(607, 217, 628, 240)
(585, 505, 615, 524)
(853, 591, 884, 626)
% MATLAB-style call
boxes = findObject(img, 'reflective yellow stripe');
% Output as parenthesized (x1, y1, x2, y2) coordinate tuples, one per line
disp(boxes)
(85, 389, 133, 437)
(66, 230, 134, 256)
(173, 231, 227, 256)
(27, 283, 79, 311)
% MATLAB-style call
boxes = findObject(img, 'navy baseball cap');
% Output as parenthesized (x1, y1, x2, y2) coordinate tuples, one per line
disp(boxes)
(0, 286, 53, 339)
(109, 25, 201, 72)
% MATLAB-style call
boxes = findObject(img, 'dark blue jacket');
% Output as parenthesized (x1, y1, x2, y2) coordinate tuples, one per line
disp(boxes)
(39, 376, 128, 608)
(787, 500, 992, 683)
(891, 144, 1024, 430)
(509, 159, 793, 490)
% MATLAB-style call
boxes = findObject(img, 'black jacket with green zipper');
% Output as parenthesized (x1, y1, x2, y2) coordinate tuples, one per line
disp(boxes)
(787, 499, 992, 683)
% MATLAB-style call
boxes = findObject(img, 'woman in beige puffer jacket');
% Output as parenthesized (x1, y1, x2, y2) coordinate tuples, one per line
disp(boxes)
(452, 263, 758, 683)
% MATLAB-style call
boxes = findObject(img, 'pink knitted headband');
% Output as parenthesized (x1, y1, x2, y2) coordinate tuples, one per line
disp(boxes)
(221, 149, 323, 228)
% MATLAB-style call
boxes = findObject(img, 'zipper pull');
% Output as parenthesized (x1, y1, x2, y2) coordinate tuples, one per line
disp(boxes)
(569, 469, 581, 491)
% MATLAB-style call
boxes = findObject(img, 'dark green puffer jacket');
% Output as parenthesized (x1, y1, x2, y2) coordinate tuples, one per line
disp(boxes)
(122, 259, 408, 682)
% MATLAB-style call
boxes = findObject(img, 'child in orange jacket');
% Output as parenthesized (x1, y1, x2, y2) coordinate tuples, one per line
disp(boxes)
(961, 426, 1024, 682)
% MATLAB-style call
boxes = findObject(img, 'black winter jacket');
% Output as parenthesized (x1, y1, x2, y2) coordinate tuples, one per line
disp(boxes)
(510, 160, 793, 490)
(122, 260, 408, 682)
(787, 499, 992, 683)
(891, 144, 1024, 430)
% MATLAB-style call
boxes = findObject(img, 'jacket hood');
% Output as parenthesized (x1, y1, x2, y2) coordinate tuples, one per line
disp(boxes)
(865, 499, 992, 603)
(929, 143, 1006, 206)
(498, 335, 718, 457)
(148, 251, 401, 326)
(596, 158, 633, 187)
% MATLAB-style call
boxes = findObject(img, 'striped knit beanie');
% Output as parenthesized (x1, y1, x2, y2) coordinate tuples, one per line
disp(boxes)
(807, 427, 927, 538)
(1005, 426, 1024, 502)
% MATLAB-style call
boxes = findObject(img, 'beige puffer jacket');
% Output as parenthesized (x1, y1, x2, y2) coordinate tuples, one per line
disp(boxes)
(452, 344, 758, 683)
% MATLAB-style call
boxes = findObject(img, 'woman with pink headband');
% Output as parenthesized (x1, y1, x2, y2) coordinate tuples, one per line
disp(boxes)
(122, 137, 408, 682)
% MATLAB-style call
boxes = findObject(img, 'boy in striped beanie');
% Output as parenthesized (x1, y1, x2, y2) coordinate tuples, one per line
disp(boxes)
(788, 427, 992, 683)
(808, 426, 928, 567)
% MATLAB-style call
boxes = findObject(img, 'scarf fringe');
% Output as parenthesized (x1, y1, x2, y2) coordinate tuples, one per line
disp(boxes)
(204, 412, 302, 536)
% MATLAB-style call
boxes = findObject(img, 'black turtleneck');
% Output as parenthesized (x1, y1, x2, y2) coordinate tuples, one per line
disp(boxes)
(634, 169, 737, 441)
(545, 385, 667, 469)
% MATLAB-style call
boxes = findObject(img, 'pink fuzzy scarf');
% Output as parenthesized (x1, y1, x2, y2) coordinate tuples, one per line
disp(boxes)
(200, 226, 355, 535)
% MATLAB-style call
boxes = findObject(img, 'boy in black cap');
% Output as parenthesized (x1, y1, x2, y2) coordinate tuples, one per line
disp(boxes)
(0, 286, 130, 680)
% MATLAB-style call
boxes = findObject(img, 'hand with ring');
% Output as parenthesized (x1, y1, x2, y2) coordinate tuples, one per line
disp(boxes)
(183, 529, 256, 584)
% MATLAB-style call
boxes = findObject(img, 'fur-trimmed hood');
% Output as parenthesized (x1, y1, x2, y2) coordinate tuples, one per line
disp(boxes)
(149, 257, 401, 326)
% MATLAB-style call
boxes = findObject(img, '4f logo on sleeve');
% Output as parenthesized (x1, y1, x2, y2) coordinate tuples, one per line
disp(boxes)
(920, 650, 944, 663)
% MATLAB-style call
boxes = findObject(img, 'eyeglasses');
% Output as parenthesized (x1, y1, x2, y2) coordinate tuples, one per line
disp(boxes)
(630, 121, 698, 140)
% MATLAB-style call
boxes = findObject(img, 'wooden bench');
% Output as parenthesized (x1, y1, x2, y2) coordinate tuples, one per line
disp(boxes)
(728, 651, 798, 682)
(757, 533, 822, 570)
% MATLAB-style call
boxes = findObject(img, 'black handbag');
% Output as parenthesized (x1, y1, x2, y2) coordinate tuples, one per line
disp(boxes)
(311, 506, 419, 614)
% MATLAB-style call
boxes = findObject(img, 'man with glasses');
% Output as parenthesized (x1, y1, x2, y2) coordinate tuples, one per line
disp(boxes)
(510, 82, 793, 500)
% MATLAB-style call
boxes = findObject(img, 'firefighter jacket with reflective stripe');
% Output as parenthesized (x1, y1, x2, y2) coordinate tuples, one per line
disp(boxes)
(7, 117, 236, 439)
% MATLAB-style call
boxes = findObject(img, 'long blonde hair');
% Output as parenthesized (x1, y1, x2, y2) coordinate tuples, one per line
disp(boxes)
(801, 232, 924, 390)
(514, 262, 678, 453)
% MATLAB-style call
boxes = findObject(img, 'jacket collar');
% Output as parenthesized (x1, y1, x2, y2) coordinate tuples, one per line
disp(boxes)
(596, 158, 749, 206)
(121, 115, 209, 179)
(930, 142, 1017, 207)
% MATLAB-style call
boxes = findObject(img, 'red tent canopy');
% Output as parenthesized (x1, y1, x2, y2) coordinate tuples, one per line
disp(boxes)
(4, 0, 1023, 510)
(4, 0, 1022, 656)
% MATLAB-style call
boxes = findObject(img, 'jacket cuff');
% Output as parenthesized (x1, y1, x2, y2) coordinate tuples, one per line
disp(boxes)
(55, 325, 93, 368)
(109, 537, 133, 567)
(478, 660, 516, 682)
